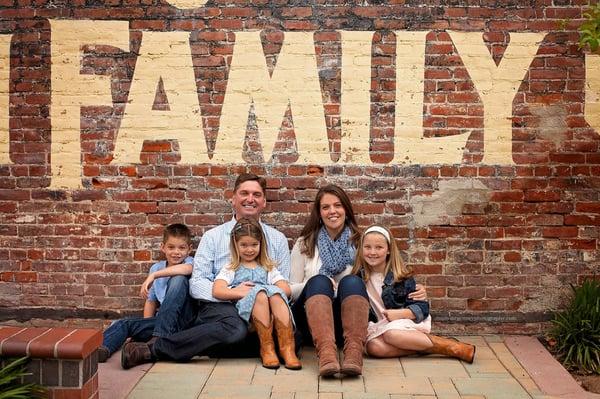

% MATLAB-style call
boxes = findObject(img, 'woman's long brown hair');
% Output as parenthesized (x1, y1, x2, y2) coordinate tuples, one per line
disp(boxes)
(299, 184, 360, 258)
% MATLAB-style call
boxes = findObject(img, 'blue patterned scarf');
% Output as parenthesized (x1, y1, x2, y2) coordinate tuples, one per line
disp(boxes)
(317, 225, 355, 278)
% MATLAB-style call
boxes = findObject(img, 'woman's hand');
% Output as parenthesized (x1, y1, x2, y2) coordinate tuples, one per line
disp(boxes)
(328, 276, 338, 291)
(140, 273, 155, 299)
(408, 283, 427, 301)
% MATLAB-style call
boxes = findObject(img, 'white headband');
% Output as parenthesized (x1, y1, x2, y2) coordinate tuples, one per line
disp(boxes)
(364, 226, 391, 243)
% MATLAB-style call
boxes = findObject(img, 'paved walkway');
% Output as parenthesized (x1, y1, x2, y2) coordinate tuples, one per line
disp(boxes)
(98, 335, 600, 399)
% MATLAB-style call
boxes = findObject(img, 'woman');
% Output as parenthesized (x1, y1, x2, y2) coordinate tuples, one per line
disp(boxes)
(290, 184, 367, 377)
(290, 185, 427, 377)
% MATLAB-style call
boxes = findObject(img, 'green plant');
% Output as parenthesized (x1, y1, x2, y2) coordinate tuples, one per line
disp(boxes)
(579, 2, 600, 52)
(549, 279, 600, 374)
(0, 357, 46, 399)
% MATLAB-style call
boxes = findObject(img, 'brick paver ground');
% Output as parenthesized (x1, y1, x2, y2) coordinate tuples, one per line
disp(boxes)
(99, 335, 598, 399)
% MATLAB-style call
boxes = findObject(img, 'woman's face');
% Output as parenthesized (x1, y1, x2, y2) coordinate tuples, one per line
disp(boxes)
(319, 193, 346, 237)
(361, 232, 389, 272)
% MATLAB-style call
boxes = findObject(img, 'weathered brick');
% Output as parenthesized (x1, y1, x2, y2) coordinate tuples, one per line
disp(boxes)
(0, 1, 596, 335)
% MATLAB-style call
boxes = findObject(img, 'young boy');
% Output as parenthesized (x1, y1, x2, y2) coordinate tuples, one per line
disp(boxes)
(98, 223, 196, 364)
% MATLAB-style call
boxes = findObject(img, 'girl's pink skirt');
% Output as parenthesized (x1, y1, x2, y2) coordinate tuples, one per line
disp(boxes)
(366, 315, 432, 342)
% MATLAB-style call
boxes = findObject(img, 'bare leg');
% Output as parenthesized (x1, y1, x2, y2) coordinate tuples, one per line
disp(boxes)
(366, 336, 417, 358)
(251, 291, 270, 325)
(268, 294, 290, 323)
(251, 291, 279, 368)
(270, 294, 301, 370)
(382, 330, 433, 351)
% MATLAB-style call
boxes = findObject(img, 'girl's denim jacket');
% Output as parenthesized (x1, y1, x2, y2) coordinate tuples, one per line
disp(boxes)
(363, 270, 430, 323)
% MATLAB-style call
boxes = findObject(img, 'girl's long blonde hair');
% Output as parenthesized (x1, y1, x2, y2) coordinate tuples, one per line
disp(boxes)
(351, 224, 412, 282)
(228, 217, 275, 271)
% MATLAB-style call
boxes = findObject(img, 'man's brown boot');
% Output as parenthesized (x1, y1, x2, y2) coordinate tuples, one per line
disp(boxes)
(424, 335, 476, 363)
(121, 342, 154, 369)
(274, 317, 302, 370)
(253, 317, 280, 369)
(305, 295, 340, 377)
(340, 295, 369, 377)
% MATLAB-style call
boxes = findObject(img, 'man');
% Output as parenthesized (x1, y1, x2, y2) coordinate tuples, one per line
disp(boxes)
(121, 173, 291, 367)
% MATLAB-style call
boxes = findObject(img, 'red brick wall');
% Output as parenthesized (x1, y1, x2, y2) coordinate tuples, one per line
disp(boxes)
(0, 1, 599, 334)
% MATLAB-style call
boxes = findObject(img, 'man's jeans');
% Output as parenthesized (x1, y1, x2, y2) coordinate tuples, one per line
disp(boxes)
(151, 301, 251, 362)
(102, 275, 195, 354)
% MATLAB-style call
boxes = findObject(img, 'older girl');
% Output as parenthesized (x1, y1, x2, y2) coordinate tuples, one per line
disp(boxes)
(352, 225, 475, 362)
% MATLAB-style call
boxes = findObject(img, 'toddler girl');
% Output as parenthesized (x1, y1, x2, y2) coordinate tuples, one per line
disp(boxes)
(212, 217, 301, 370)
(352, 225, 475, 363)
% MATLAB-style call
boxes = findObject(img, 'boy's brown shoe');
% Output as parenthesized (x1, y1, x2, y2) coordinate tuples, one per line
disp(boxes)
(97, 346, 110, 363)
(121, 342, 154, 369)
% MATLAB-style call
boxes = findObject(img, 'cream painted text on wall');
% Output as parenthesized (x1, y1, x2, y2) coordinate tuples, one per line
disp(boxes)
(3, 22, 596, 188)
(0, 35, 11, 164)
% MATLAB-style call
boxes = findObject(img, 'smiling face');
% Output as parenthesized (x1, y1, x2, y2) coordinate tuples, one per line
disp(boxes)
(231, 180, 267, 220)
(160, 236, 191, 266)
(235, 235, 261, 265)
(361, 232, 389, 273)
(319, 193, 346, 238)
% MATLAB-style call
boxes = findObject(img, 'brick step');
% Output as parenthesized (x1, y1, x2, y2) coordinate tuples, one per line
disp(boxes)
(0, 326, 102, 399)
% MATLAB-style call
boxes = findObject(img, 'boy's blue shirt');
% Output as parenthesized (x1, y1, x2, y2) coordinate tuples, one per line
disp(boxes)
(147, 256, 194, 304)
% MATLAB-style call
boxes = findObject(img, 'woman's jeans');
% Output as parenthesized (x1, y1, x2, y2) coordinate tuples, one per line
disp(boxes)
(291, 274, 368, 348)
(102, 275, 195, 354)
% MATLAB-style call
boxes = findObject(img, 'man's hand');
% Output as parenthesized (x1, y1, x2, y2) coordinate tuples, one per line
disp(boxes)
(408, 283, 427, 301)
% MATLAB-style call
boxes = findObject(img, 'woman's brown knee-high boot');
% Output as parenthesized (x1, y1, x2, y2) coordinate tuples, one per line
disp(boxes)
(274, 317, 302, 370)
(253, 317, 280, 369)
(424, 335, 476, 363)
(305, 295, 340, 376)
(340, 295, 370, 376)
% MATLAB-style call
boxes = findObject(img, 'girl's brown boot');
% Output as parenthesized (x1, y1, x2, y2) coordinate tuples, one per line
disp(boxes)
(253, 317, 280, 369)
(424, 335, 476, 363)
(274, 318, 302, 370)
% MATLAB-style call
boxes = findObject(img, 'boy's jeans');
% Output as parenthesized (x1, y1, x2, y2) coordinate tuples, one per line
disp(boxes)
(102, 275, 196, 354)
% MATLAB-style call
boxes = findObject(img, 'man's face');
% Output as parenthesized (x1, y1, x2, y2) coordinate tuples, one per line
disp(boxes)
(231, 180, 266, 219)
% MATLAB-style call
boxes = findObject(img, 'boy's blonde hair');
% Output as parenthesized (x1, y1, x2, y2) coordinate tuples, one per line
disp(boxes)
(228, 217, 275, 271)
(351, 224, 412, 282)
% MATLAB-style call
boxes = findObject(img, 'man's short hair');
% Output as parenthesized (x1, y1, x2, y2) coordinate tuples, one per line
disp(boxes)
(233, 173, 267, 195)
(163, 223, 192, 244)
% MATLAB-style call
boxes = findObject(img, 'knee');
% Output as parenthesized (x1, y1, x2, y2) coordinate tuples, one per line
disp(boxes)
(268, 293, 285, 304)
(221, 317, 247, 344)
(167, 275, 189, 291)
(338, 274, 365, 290)
(381, 330, 399, 344)
(305, 275, 334, 297)
(366, 340, 386, 358)
(255, 291, 268, 303)
(338, 275, 367, 298)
